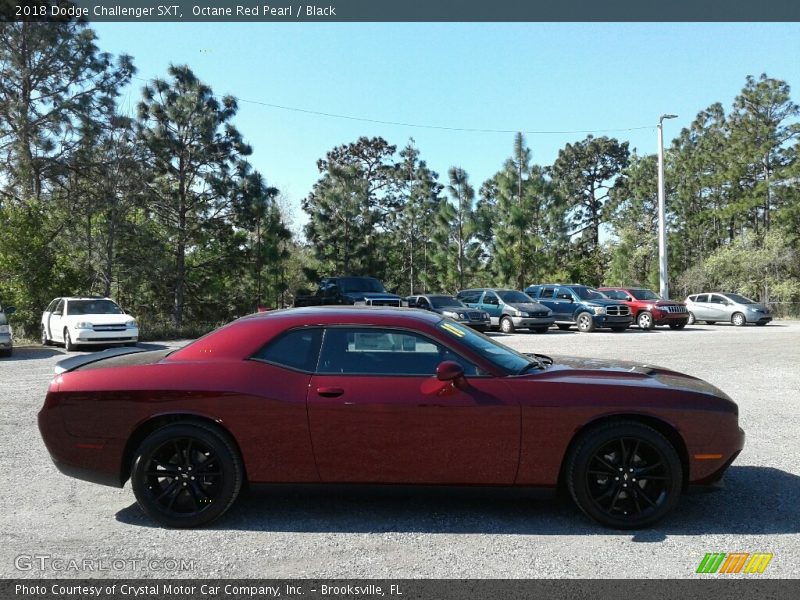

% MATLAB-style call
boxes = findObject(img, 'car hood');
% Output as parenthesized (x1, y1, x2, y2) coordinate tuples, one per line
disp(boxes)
(63, 314, 132, 324)
(508, 302, 550, 312)
(543, 355, 731, 399)
(744, 303, 770, 312)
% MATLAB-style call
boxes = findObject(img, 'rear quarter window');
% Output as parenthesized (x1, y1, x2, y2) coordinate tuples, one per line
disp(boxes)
(251, 328, 323, 372)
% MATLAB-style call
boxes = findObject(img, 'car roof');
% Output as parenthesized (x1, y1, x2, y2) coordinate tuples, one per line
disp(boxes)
(55, 297, 115, 301)
(238, 305, 442, 325)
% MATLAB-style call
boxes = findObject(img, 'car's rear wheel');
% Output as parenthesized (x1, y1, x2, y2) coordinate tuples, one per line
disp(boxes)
(576, 312, 595, 333)
(637, 311, 655, 330)
(557, 324, 572, 331)
(566, 421, 682, 529)
(499, 316, 515, 333)
(63, 329, 75, 352)
(532, 326, 549, 334)
(687, 312, 696, 325)
(131, 423, 243, 528)
(731, 312, 746, 327)
(668, 323, 686, 330)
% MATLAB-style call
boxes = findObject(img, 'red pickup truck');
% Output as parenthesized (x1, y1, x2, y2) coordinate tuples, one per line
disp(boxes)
(598, 287, 690, 330)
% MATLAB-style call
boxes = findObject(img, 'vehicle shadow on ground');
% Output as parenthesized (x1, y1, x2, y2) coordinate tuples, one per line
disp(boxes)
(1, 342, 169, 362)
(115, 466, 798, 538)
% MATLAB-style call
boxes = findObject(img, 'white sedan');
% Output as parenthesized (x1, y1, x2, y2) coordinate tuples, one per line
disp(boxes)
(41, 297, 139, 351)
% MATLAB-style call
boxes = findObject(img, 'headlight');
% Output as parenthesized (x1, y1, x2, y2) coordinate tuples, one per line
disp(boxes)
(75, 321, 93, 329)
(442, 310, 459, 319)
(0, 325, 9, 334)
(519, 312, 530, 317)
(125, 320, 137, 328)
(593, 307, 606, 315)
(747, 307, 759, 312)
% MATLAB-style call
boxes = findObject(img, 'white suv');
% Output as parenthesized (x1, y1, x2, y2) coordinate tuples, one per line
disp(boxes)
(41, 297, 139, 351)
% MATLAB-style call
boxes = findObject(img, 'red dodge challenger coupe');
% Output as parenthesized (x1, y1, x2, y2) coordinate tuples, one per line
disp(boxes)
(38, 307, 744, 529)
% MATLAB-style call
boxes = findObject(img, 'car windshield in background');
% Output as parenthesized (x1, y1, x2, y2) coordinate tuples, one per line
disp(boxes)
(724, 293, 757, 304)
(436, 320, 530, 374)
(631, 289, 661, 300)
(339, 278, 385, 293)
(67, 300, 124, 315)
(430, 296, 462, 308)
(574, 287, 607, 300)
(497, 291, 532, 303)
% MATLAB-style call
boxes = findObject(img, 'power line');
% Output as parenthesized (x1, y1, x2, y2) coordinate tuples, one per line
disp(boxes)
(131, 75, 655, 135)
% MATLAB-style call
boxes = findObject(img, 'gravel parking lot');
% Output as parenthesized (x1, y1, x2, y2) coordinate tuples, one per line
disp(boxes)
(1, 322, 798, 579)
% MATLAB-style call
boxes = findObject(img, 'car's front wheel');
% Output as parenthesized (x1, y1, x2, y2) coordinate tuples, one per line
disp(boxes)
(63, 329, 75, 352)
(731, 312, 746, 327)
(566, 420, 682, 529)
(576, 312, 595, 333)
(637, 311, 655, 330)
(131, 423, 243, 528)
(687, 312, 696, 325)
(499, 316, 515, 333)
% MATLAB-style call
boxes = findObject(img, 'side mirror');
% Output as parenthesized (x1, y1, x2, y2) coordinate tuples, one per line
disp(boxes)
(625, 296, 633, 301)
(4, 306, 15, 315)
(436, 360, 466, 389)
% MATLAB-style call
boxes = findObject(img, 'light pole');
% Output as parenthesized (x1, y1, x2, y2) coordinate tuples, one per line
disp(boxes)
(657, 114, 677, 300)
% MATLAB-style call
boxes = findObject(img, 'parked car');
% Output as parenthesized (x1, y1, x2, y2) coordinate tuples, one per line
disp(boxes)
(0, 304, 16, 358)
(39, 307, 744, 529)
(456, 289, 554, 333)
(525, 284, 633, 332)
(599, 287, 690, 330)
(41, 297, 139, 351)
(294, 276, 402, 308)
(685, 293, 772, 326)
(405, 294, 491, 331)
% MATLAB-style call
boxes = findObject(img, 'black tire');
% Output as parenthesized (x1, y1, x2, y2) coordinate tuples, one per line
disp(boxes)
(668, 323, 686, 330)
(557, 324, 572, 331)
(687, 312, 696, 325)
(532, 326, 549, 334)
(755, 322, 768, 326)
(705, 321, 716, 325)
(576, 312, 595, 333)
(499, 316, 515, 334)
(566, 420, 683, 529)
(637, 311, 655, 330)
(731, 312, 746, 327)
(41, 326, 51, 346)
(63, 329, 75, 352)
(610, 326, 628, 332)
(131, 422, 243, 528)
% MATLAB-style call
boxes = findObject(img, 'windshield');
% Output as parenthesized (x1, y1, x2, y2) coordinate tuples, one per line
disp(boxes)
(436, 320, 531, 374)
(338, 278, 386, 293)
(66, 300, 124, 315)
(724, 293, 757, 304)
(497, 290, 534, 304)
(574, 287, 607, 300)
(631, 289, 661, 300)
(429, 296, 463, 308)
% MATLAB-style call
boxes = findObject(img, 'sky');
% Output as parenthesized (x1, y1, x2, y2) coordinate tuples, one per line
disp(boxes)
(92, 22, 800, 234)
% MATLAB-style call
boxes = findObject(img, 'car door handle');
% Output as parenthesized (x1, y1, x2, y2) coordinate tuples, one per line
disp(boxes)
(316, 387, 345, 398)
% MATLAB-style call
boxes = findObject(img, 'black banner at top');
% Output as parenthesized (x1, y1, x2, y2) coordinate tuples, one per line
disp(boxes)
(3, 0, 800, 22)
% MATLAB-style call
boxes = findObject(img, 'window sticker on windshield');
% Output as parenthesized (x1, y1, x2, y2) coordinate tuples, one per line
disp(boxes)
(441, 322, 466, 337)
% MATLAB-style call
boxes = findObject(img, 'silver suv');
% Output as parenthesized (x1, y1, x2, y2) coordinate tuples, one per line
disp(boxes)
(0, 304, 16, 357)
(685, 293, 772, 327)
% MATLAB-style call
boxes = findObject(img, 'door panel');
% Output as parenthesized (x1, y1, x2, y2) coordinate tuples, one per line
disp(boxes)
(307, 375, 520, 484)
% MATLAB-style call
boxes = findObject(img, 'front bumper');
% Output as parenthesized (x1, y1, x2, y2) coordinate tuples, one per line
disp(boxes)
(592, 315, 633, 328)
(748, 314, 772, 324)
(652, 312, 690, 326)
(72, 327, 138, 343)
(512, 316, 555, 328)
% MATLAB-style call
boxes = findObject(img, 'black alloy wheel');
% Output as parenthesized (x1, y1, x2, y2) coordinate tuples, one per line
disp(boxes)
(131, 423, 243, 528)
(566, 421, 682, 529)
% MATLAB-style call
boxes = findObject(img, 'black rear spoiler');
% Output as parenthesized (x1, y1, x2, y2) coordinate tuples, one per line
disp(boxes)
(54, 347, 148, 375)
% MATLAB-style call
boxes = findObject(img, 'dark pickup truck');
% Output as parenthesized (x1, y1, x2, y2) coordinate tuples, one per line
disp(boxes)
(294, 276, 403, 308)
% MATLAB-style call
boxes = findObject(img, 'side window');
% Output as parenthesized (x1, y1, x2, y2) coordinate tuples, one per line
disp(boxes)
(603, 290, 626, 300)
(252, 328, 322, 372)
(46, 299, 59, 313)
(53, 299, 65, 315)
(417, 297, 430, 309)
(555, 287, 573, 300)
(526, 286, 541, 298)
(694, 294, 708, 303)
(541, 286, 557, 298)
(483, 292, 499, 305)
(688, 295, 696, 302)
(317, 328, 478, 376)
(460, 291, 481, 304)
(710, 294, 726, 304)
